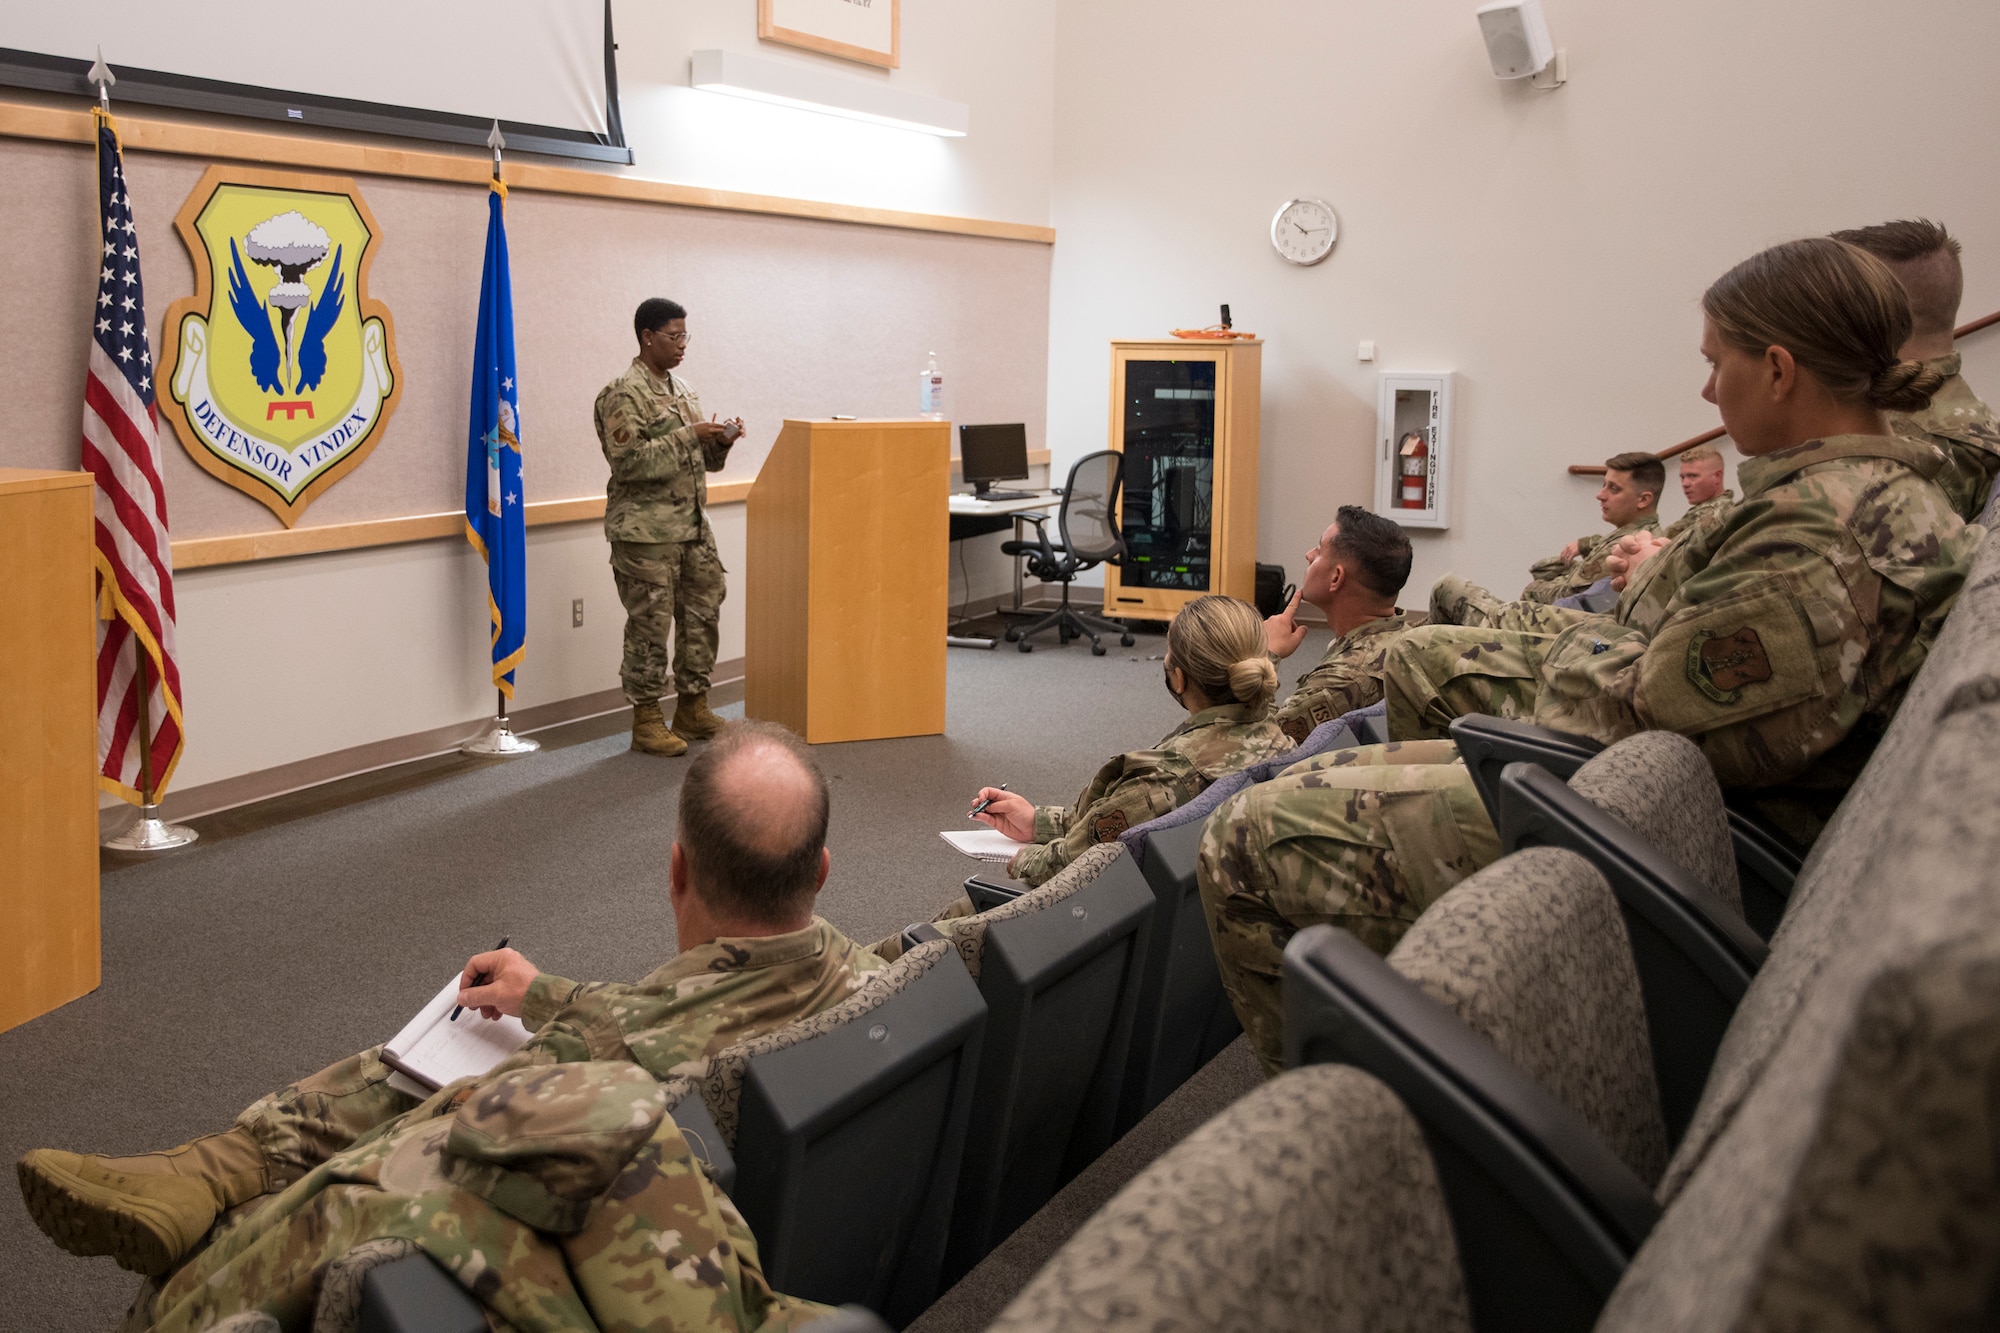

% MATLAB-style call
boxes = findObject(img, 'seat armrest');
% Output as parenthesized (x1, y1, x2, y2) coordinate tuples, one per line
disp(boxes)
(1449, 716, 1605, 823)
(358, 1252, 488, 1333)
(1284, 926, 1659, 1328)
(800, 1307, 895, 1333)
(1496, 762, 1768, 1142)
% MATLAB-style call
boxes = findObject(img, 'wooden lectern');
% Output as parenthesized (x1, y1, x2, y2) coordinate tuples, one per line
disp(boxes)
(746, 419, 949, 743)
(0, 470, 101, 1033)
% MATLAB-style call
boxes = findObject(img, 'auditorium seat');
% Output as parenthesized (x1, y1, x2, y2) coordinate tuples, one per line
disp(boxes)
(988, 1061, 1475, 1333)
(1450, 716, 1798, 937)
(918, 843, 1156, 1281)
(675, 937, 987, 1326)
(1489, 738, 1767, 1142)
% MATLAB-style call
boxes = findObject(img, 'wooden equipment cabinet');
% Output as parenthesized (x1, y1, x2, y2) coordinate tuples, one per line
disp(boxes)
(745, 419, 949, 743)
(0, 469, 101, 1033)
(1100, 340, 1261, 622)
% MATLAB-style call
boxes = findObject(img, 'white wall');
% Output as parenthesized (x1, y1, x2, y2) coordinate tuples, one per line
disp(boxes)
(609, 0, 1055, 227)
(1047, 0, 2000, 605)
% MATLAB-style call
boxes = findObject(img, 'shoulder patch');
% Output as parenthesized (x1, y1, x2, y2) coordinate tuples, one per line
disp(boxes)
(1279, 714, 1312, 745)
(1091, 810, 1130, 842)
(1687, 627, 1773, 703)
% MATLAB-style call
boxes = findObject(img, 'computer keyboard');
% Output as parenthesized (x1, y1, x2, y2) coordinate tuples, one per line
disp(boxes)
(974, 489, 1039, 501)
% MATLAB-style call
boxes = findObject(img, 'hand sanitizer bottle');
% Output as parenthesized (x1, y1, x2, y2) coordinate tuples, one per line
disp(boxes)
(919, 352, 944, 419)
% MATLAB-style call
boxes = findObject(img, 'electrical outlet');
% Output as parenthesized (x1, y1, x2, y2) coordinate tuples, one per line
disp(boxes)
(572, 598, 584, 628)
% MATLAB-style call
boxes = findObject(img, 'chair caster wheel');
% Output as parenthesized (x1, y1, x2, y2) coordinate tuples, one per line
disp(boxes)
(1120, 634, 1135, 647)
(1092, 643, 1107, 656)
(1018, 640, 1033, 653)
(1004, 628, 1020, 642)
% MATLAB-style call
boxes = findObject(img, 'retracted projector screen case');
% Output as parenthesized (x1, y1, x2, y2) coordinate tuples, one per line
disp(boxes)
(0, 0, 629, 163)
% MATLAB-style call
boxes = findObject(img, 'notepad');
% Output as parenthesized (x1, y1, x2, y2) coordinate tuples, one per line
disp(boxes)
(940, 828, 1034, 863)
(380, 974, 533, 1097)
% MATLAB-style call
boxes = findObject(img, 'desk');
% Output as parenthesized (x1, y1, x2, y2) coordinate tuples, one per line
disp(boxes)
(947, 491, 1061, 643)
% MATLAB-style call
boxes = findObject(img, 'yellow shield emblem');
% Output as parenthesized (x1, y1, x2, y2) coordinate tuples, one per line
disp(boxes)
(159, 167, 402, 527)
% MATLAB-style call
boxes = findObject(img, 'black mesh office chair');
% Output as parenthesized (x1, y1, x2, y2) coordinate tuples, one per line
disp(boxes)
(1003, 450, 1136, 655)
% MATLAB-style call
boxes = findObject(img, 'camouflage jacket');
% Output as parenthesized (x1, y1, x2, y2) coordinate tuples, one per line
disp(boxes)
(1660, 488, 1736, 542)
(1268, 611, 1410, 744)
(1533, 434, 1979, 839)
(510, 918, 888, 1082)
(139, 1063, 826, 1333)
(596, 359, 732, 544)
(1009, 703, 1294, 885)
(1521, 514, 1661, 603)
(1889, 353, 2000, 522)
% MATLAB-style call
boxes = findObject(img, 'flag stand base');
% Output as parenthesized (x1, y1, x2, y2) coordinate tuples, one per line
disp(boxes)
(462, 717, 540, 757)
(103, 804, 199, 852)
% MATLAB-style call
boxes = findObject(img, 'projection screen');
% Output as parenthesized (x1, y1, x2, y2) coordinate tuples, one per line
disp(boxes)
(0, 0, 627, 162)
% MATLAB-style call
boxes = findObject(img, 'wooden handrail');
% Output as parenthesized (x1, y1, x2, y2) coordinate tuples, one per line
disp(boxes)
(1567, 309, 2000, 475)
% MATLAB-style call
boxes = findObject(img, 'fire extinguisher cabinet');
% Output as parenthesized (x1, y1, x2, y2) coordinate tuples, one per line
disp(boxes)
(1373, 372, 1454, 530)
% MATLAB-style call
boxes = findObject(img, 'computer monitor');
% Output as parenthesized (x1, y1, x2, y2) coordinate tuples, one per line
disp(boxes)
(959, 423, 1030, 496)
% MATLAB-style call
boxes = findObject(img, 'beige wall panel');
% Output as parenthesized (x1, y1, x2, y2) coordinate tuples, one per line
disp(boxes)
(0, 135, 1052, 544)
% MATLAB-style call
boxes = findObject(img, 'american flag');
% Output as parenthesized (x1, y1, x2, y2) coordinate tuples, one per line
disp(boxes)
(82, 108, 183, 803)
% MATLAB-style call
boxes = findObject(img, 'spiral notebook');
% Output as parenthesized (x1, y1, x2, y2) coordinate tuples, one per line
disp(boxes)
(939, 828, 1033, 863)
(380, 974, 533, 1097)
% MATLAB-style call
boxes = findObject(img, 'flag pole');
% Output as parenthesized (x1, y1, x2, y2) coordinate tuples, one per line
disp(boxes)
(461, 119, 538, 759)
(103, 637, 198, 851)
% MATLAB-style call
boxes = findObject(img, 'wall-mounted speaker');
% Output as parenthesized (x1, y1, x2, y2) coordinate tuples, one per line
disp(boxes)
(1476, 0, 1555, 79)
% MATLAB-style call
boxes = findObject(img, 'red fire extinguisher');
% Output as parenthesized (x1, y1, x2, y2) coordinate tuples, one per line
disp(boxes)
(1397, 431, 1428, 508)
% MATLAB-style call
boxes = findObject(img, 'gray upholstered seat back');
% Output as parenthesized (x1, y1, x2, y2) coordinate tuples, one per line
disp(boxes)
(1386, 845, 1669, 1187)
(1658, 535, 2000, 1207)
(1568, 730, 1742, 916)
(679, 938, 957, 1143)
(934, 842, 1125, 979)
(1597, 682, 2000, 1331)
(989, 1063, 1472, 1333)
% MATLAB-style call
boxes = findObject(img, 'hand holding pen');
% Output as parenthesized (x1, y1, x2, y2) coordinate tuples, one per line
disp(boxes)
(969, 784, 1036, 842)
(454, 937, 538, 1022)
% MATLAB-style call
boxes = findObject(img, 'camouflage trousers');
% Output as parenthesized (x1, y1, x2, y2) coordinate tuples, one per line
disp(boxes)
(1196, 740, 1498, 1074)
(1429, 573, 1601, 636)
(614, 528, 727, 704)
(234, 1045, 423, 1197)
(1384, 625, 1556, 741)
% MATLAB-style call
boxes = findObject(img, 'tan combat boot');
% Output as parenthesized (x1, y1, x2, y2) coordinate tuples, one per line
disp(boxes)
(631, 700, 688, 756)
(18, 1128, 266, 1275)
(671, 692, 726, 741)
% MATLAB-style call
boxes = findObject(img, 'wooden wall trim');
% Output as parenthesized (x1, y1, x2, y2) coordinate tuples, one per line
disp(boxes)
(0, 100, 1056, 245)
(170, 450, 1049, 569)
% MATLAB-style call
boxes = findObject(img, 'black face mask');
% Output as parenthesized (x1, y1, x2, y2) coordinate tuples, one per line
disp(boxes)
(1163, 663, 1185, 709)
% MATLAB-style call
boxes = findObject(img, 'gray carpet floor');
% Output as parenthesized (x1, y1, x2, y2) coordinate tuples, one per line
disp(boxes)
(0, 626, 1329, 1332)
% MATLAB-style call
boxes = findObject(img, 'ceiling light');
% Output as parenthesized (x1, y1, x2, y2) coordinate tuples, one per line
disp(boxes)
(690, 49, 969, 138)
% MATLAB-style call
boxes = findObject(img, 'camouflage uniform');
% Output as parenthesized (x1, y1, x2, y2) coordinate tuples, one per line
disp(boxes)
(1889, 353, 2000, 521)
(1387, 434, 1979, 844)
(1268, 611, 1411, 744)
(133, 1063, 826, 1333)
(1195, 739, 1488, 1075)
(1008, 703, 1294, 886)
(596, 359, 733, 704)
(1429, 574, 1603, 635)
(1519, 515, 1660, 603)
(1660, 487, 1736, 541)
(231, 920, 884, 1209)
(1202, 434, 1976, 1075)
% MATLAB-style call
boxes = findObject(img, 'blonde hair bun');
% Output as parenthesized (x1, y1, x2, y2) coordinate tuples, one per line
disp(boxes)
(1227, 656, 1280, 712)
(1165, 594, 1276, 717)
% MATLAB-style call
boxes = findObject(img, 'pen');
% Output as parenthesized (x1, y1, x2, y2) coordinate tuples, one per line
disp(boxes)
(968, 783, 1010, 818)
(450, 935, 510, 1022)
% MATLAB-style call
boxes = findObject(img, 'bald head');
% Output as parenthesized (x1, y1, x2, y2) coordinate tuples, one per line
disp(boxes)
(677, 722, 831, 926)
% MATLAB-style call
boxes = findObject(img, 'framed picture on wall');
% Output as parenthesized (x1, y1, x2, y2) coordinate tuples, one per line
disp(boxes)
(759, 0, 900, 69)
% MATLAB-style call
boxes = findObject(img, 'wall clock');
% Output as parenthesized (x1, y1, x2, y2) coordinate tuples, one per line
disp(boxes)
(1271, 198, 1338, 266)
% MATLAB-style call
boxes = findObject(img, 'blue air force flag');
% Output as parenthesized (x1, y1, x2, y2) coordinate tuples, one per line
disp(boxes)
(463, 182, 526, 695)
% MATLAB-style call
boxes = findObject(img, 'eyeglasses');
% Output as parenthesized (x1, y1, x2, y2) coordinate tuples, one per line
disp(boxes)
(653, 330, 691, 345)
